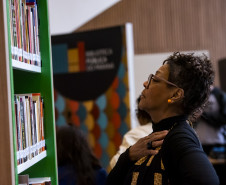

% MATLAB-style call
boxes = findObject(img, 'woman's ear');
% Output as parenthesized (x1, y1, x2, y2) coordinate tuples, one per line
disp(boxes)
(171, 88, 184, 102)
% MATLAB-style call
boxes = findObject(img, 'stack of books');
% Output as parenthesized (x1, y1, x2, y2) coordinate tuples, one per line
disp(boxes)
(14, 93, 45, 165)
(9, 0, 41, 66)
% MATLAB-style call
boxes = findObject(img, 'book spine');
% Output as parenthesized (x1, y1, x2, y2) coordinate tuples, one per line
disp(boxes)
(20, 96, 27, 162)
(25, 96, 32, 159)
(25, 7, 30, 64)
(15, 0, 23, 62)
(11, 0, 19, 61)
(21, 1, 27, 63)
(32, 101, 38, 156)
(27, 6, 33, 65)
(29, 10, 34, 65)
(14, 96, 20, 165)
(40, 97, 45, 151)
(29, 96, 35, 157)
(16, 95, 23, 164)
(34, 100, 40, 153)
(23, 96, 29, 161)
(34, 4, 41, 66)
(31, 7, 37, 66)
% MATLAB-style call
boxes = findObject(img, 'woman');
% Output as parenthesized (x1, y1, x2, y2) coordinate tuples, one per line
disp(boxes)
(106, 52, 219, 185)
(57, 124, 107, 185)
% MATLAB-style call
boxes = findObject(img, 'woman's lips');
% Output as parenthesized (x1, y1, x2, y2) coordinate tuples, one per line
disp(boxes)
(140, 93, 145, 98)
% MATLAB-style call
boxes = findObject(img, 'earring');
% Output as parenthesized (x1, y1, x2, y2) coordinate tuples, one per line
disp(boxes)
(168, 99, 172, 103)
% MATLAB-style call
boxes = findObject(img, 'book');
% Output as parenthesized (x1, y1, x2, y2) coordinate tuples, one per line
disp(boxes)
(32, 4, 40, 66)
(25, 95, 32, 159)
(26, 0, 36, 6)
(21, 0, 27, 63)
(9, 0, 18, 60)
(19, 174, 29, 185)
(40, 97, 45, 151)
(32, 93, 41, 153)
(29, 177, 51, 185)
(15, 95, 23, 164)
(14, 96, 21, 165)
(15, 0, 23, 62)
(19, 95, 28, 162)
(27, 5, 33, 65)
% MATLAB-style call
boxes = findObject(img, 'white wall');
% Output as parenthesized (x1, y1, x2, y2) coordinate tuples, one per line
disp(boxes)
(48, 0, 121, 35)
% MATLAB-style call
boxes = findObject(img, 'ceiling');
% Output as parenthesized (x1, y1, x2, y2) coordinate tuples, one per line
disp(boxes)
(48, 0, 120, 35)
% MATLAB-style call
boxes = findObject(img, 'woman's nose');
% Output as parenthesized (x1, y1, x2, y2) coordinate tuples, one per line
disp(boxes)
(143, 81, 148, 89)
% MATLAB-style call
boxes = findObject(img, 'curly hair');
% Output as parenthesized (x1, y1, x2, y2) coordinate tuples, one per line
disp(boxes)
(57, 124, 101, 185)
(163, 52, 214, 121)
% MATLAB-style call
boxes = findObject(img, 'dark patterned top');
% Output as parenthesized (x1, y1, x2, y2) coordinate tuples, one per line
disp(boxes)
(107, 115, 219, 185)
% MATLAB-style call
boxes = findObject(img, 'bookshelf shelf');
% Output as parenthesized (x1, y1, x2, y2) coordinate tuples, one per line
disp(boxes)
(18, 151, 47, 174)
(12, 60, 41, 73)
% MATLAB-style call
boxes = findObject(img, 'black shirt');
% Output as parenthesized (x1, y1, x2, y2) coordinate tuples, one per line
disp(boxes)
(107, 115, 219, 185)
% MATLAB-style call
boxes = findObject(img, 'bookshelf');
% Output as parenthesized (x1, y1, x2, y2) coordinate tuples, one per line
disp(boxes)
(17, 151, 47, 174)
(0, 0, 58, 185)
(12, 60, 41, 73)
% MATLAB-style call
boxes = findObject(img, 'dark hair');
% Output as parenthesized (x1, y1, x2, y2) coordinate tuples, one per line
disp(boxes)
(163, 52, 214, 121)
(136, 95, 152, 125)
(57, 124, 101, 185)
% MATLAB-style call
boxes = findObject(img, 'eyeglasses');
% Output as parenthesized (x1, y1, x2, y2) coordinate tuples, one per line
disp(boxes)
(146, 74, 179, 89)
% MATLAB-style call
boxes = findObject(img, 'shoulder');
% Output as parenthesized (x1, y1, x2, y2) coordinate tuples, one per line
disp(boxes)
(167, 121, 198, 138)
(163, 121, 202, 154)
(167, 121, 199, 142)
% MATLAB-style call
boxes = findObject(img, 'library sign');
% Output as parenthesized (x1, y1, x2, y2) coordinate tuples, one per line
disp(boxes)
(51, 26, 123, 101)
(51, 24, 132, 169)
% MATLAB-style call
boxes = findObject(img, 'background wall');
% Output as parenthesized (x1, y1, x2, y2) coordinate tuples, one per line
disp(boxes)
(76, 0, 226, 87)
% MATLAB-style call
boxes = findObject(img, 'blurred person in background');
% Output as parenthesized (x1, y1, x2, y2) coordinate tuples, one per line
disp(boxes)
(194, 86, 226, 157)
(194, 86, 226, 184)
(57, 124, 107, 185)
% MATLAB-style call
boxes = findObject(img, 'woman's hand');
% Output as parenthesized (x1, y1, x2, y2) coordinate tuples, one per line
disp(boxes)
(129, 130, 168, 161)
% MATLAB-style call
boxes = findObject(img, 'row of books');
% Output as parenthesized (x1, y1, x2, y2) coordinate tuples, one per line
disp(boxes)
(19, 175, 51, 185)
(9, 0, 41, 66)
(14, 93, 45, 165)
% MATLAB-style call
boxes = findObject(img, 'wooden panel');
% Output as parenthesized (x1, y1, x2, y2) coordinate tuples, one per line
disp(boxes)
(0, 0, 15, 185)
(76, 0, 226, 86)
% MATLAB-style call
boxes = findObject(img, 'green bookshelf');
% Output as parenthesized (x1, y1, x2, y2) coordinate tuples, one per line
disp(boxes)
(0, 0, 58, 184)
